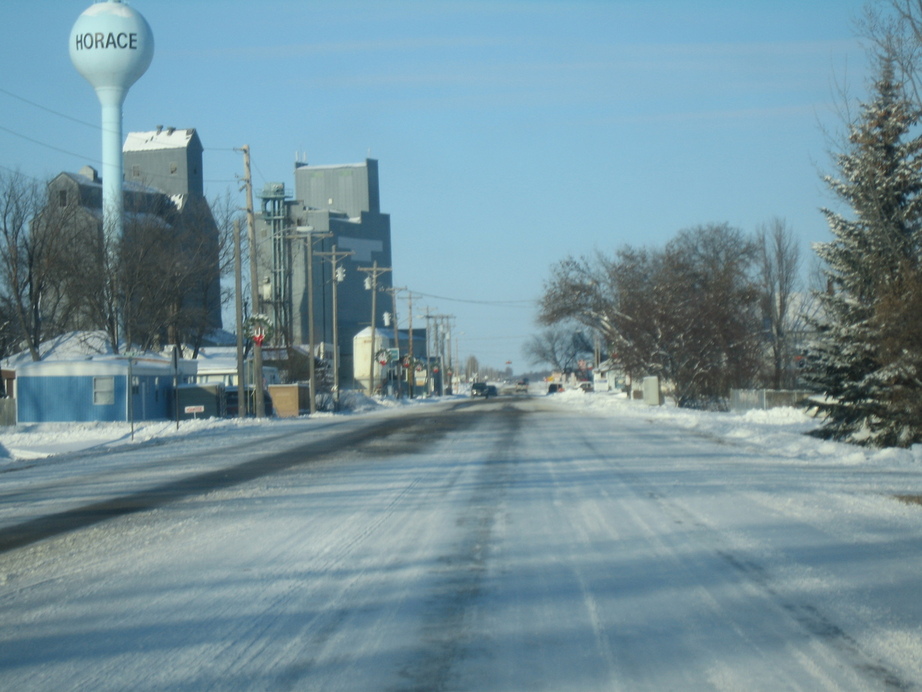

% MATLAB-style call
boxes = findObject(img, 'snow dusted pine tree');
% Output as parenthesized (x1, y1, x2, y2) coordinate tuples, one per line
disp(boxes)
(808, 55, 922, 446)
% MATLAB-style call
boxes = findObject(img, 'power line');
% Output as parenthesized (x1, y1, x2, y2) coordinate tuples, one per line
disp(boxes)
(413, 290, 535, 307)
(0, 87, 98, 130)
(0, 85, 244, 167)
(0, 124, 98, 164)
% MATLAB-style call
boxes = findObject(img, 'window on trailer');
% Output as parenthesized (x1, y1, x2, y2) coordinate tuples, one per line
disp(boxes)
(93, 376, 114, 405)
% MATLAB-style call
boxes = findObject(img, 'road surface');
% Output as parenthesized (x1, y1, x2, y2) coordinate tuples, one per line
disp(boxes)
(0, 397, 918, 690)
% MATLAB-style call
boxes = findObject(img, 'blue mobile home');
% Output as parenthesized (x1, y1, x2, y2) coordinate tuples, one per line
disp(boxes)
(15, 357, 196, 423)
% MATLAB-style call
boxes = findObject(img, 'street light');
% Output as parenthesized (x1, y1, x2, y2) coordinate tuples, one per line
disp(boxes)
(317, 245, 354, 409)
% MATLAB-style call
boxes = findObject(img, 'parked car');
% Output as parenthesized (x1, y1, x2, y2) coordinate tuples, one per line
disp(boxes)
(471, 382, 489, 397)
(547, 383, 562, 395)
(471, 382, 497, 398)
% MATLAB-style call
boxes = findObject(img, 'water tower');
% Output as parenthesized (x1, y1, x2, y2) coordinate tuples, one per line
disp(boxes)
(70, 0, 153, 241)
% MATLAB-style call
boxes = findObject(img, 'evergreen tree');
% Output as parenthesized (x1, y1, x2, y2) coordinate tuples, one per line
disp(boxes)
(807, 55, 922, 446)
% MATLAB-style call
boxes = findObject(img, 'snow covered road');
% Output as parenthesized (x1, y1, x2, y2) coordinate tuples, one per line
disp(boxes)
(0, 396, 921, 690)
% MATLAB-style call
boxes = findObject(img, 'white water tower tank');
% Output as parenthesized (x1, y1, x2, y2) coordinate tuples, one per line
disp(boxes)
(70, 0, 154, 240)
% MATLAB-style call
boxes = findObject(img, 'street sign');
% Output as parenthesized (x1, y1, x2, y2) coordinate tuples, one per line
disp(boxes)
(184, 405, 205, 414)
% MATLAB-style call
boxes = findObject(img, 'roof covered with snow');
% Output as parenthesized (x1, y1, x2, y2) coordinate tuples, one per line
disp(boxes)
(2, 331, 115, 368)
(2, 331, 172, 370)
(123, 128, 197, 153)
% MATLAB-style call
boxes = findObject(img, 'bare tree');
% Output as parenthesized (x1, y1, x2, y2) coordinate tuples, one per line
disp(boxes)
(661, 224, 761, 405)
(117, 192, 233, 356)
(524, 324, 594, 372)
(0, 171, 41, 359)
(0, 171, 83, 360)
(120, 211, 184, 352)
(539, 223, 761, 407)
(757, 218, 802, 388)
(464, 354, 480, 380)
(859, 1, 922, 104)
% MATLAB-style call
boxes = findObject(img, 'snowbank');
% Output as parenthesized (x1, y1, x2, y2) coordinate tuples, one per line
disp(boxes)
(0, 391, 435, 462)
(547, 388, 922, 468)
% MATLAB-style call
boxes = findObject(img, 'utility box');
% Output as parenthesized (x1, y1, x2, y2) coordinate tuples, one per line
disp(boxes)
(268, 383, 312, 417)
(175, 383, 224, 419)
(0, 398, 15, 426)
(642, 376, 664, 406)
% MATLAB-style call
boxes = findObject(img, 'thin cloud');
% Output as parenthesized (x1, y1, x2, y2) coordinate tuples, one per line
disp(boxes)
(166, 35, 509, 61)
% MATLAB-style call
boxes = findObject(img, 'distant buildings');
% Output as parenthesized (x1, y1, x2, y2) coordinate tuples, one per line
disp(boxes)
(41, 127, 223, 342)
(255, 159, 394, 387)
(40, 136, 398, 391)
(123, 126, 205, 199)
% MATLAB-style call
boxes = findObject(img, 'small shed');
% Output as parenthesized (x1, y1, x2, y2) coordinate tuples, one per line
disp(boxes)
(175, 382, 225, 420)
(16, 357, 196, 423)
(268, 383, 311, 418)
(0, 369, 15, 426)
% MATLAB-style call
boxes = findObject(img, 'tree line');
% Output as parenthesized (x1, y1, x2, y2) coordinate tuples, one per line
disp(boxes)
(534, 1, 922, 447)
(534, 220, 805, 408)
(0, 170, 238, 362)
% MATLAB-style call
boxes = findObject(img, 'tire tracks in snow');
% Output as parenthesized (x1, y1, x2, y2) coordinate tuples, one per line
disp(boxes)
(0, 406, 474, 555)
(393, 402, 524, 692)
(209, 406, 491, 688)
(573, 424, 914, 692)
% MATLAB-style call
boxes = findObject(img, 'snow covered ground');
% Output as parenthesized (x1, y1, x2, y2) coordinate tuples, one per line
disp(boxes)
(2, 390, 922, 690)
(0, 390, 406, 462)
(2, 387, 919, 470)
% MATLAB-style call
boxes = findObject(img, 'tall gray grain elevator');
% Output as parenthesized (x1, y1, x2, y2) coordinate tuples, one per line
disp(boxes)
(256, 159, 392, 387)
(122, 127, 222, 332)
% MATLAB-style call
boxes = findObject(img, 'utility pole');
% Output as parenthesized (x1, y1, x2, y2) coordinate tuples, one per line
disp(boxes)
(297, 228, 331, 415)
(406, 291, 416, 398)
(445, 315, 455, 394)
(359, 261, 391, 396)
(422, 307, 433, 396)
(233, 218, 246, 417)
(431, 313, 454, 395)
(383, 286, 406, 397)
(317, 246, 354, 409)
(237, 145, 264, 417)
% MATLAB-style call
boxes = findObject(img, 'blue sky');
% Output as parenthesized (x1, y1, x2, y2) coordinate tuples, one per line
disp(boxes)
(1, 0, 872, 370)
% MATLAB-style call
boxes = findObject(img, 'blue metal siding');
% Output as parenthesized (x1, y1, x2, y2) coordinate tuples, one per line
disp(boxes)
(18, 375, 127, 423)
(131, 375, 172, 420)
(17, 373, 172, 423)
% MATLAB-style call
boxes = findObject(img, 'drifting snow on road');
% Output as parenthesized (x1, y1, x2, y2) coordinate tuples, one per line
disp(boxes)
(1, 394, 922, 690)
